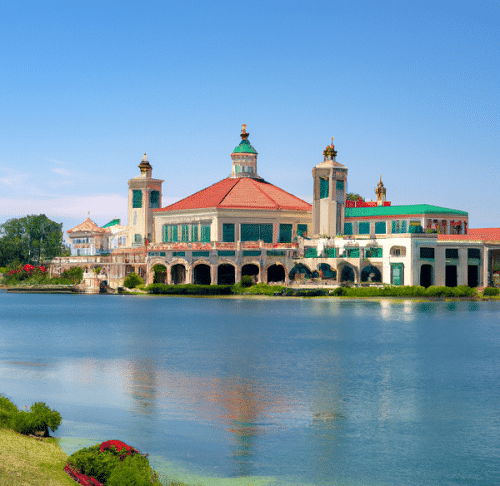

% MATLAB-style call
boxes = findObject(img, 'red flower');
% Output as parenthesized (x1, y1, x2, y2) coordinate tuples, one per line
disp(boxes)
(39, 266, 46, 272)
(8, 270, 13, 276)
(100, 439, 134, 455)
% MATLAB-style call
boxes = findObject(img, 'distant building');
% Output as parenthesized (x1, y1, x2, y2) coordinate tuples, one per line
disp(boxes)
(56, 127, 500, 289)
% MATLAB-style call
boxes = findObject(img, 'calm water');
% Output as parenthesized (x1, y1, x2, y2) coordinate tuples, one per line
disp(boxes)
(0, 291, 499, 486)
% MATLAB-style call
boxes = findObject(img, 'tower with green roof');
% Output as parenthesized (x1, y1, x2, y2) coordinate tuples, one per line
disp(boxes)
(230, 124, 262, 179)
(312, 138, 348, 237)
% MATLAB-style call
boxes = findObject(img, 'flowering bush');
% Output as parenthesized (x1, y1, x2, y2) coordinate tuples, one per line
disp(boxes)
(5, 264, 47, 284)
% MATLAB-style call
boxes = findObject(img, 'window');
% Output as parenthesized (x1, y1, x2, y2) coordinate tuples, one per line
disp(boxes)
(344, 222, 353, 235)
(134, 234, 142, 244)
(171, 225, 178, 242)
(392, 221, 399, 233)
(401, 221, 407, 233)
(375, 222, 386, 234)
(336, 180, 344, 191)
(201, 225, 211, 242)
(191, 225, 198, 242)
(163, 225, 178, 242)
(222, 223, 235, 242)
(446, 249, 459, 259)
(132, 190, 142, 208)
(420, 247, 435, 259)
(468, 248, 480, 259)
(240, 224, 273, 243)
(320, 178, 329, 199)
(409, 221, 423, 233)
(359, 222, 370, 234)
(297, 224, 308, 237)
(181, 225, 189, 242)
(365, 247, 382, 258)
(150, 191, 160, 208)
(279, 224, 292, 243)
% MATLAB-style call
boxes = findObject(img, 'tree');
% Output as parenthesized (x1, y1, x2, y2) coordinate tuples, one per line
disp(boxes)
(0, 215, 64, 266)
(346, 193, 365, 201)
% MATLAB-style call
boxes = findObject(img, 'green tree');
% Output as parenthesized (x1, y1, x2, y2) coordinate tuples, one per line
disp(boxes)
(0, 215, 64, 266)
(346, 193, 365, 201)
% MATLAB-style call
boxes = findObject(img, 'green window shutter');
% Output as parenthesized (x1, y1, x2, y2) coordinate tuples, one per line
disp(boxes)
(132, 190, 142, 208)
(243, 250, 261, 257)
(192, 251, 210, 257)
(326, 247, 337, 258)
(305, 247, 318, 258)
(401, 221, 407, 233)
(336, 180, 344, 191)
(260, 224, 273, 243)
(344, 222, 353, 235)
(391, 221, 397, 233)
(218, 250, 235, 256)
(201, 225, 211, 242)
(320, 178, 329, 199)
(375, 222, 386, 234)
(171, 225, 178, 242)
(134, 234, 142, 244)
(163, 225, 168, 242)
(279, 224, 292, 243)
(150, 191, 160, 208)
(241, 224, 259, 242)
(359, 222, 370, 234)
(191, 225, 198, 242)
(181, 225, 189, 242)
(297, 224, 308, 237)
(349, 248, 360, 258)
(222, 223, 235, 242)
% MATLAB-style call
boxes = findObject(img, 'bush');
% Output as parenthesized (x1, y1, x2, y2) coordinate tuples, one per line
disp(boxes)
(483, 287, 500, 296)
(123, 273, 144, 289)
(0, 396, 61, 436)
(240, 275, 254, 287)
(61, 266, 84, 284)
(146, 284, 233, 295)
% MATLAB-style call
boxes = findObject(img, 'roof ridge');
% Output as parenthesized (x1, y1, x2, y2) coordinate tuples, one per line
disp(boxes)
(249, 178, 279, 208)
(217, 178, 242, 207)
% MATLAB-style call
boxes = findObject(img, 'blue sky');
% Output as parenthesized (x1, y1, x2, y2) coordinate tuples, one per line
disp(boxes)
(0, 0, 498, 234)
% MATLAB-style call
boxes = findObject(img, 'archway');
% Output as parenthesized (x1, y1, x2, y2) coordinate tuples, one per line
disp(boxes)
(152, 264, 167, 283)
(193, 264, 211, 285)
(267, 264, 286, 283)
(340, 265, 355, 283)
(318, 263, 336, 280)
(171, 264, 186, 285)
(468, 265, 479, 287)
(420, 264, 433, 288)
(218, 264, 235, 285)
(242, 264, 259, 283)
(445, 265, 457, 287)
(289, 264, 311, 281)
(361, 265, 382, 283)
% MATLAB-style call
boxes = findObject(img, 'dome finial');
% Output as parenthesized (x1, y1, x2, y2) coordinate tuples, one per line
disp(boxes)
(240, 124, 249, 140)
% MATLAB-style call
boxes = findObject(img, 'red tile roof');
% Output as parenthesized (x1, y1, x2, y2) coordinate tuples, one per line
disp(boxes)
(154, 177, 312, 212)
(67, 218, 106, 234)
(438, 228, 500, 242)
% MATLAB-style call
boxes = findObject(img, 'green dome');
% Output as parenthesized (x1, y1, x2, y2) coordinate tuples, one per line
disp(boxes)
(232, 139, 258, 154)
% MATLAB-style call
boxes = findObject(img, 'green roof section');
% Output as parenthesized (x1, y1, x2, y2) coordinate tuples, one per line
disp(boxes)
(102, 218, 121, 228)
(232, 139, 258, 154)
(345, 204, 468, 218)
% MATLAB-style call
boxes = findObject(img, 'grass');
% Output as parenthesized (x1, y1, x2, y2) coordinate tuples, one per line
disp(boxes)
(0, 428, 76, 486)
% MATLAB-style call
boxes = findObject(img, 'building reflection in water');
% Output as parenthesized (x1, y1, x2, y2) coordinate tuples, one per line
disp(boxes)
(124, 358, 157, 416)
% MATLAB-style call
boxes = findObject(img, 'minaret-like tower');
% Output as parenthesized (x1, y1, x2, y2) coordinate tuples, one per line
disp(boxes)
(127, 153, 164, 246)
(230, 124, 262, 179)
(375, 175, 386, 206)
(312, 138, 348, 237)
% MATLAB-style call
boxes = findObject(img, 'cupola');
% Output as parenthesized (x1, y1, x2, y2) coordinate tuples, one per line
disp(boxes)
(138, 153, 152, 178)
(230, 125, 262, 179)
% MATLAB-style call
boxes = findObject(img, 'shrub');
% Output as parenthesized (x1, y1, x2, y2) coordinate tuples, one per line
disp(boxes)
(62, 266, 84, 284)
(146, 284, 233, 295)
(484, 287, 500, 296)
(123, 273, 144, 289)
(240, 275, 254, 287)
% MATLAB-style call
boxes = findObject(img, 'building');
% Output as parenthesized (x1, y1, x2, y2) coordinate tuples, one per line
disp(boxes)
(57, 127, 500, 289)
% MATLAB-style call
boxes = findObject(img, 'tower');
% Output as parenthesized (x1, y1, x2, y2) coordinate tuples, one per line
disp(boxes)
(312, 138, 348, 237)
(127, 153, 164, 246)
(375, 175, 386, 206)
(230, 124, 262, 179)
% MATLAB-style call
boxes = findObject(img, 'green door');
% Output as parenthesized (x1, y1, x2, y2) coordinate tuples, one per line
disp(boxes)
(391, 263, 403, 286)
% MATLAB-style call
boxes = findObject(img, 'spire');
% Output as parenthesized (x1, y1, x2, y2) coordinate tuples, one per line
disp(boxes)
(323, 137, 338, 160)
(138, 153, 152, 177)
(375, 175, 386, 205)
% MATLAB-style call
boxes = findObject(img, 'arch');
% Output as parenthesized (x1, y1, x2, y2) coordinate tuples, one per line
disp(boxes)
(390, 246, 407, 257)
(289, 263, 312, 281)
(171, 264, 186, 285)
(318, 263, 336, 280)
(152, 263, 167, 283)
(267, 264, 286, 283)
(340, 265, 355, 283)
(242, 264, 260, 283)
(193, 263, 211, 285)
(420, 264, 433, 288)
(361, 265, 382, 283)
(218, 263, 235, 285)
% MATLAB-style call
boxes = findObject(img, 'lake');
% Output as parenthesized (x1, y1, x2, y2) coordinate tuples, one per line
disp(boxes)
(0, 290, 499, 485)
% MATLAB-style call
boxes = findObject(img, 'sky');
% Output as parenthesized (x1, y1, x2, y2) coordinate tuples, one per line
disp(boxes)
(0, 0, 498, 235)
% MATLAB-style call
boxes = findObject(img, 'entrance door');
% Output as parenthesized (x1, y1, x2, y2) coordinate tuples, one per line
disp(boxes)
(420, 264, 433, 288)
(445, 265, 457, 287)
(468, 265, 479, 287)
(391, 263, 404, 286)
